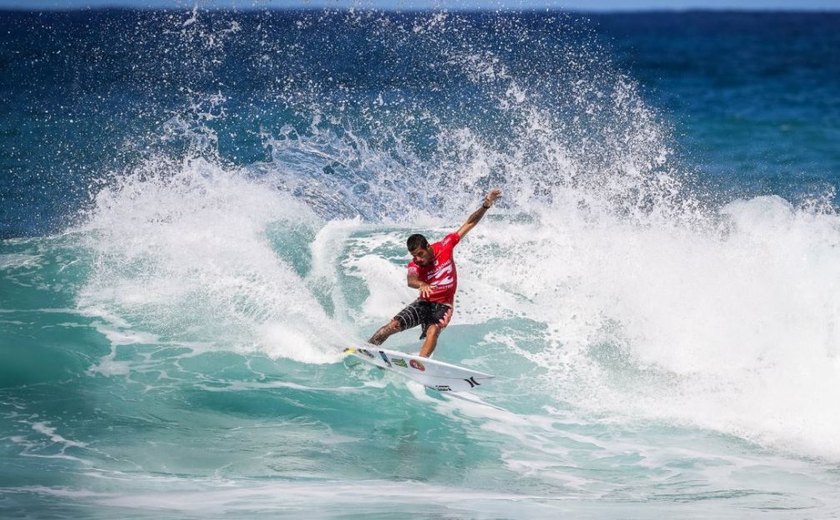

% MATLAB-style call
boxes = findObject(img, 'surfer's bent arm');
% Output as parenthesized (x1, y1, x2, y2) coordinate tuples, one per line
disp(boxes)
(456, 189, 502, 239)
(408, 271, 434, 298)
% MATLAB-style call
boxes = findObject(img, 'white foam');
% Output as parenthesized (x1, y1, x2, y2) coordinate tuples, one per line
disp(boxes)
(88, 479, 559, 515)
(257, 322, 341, 364)
(65, 32, 840, 466)
(88, 357, 132, 377)
(76, 157, 352, 364)
(0, 253, 42, 270)
(97, 327, 160, 347)
(31, 422, 87, 449)
(351, 253, 410, 322)
(466, 194, 840, 461)
(194, 380, 361, 394)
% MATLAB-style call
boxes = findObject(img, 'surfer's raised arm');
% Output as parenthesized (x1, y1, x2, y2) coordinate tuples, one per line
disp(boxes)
(456, 189, 502, 239)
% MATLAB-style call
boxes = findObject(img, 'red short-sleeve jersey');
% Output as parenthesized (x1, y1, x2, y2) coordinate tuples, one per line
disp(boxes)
(407, 232, 461, 305)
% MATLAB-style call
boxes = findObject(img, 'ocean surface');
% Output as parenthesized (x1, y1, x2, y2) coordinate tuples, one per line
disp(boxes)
(2, 7, 840, 519)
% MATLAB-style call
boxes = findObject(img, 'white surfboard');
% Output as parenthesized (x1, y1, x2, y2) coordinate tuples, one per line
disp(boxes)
(344, 346, 494, 392)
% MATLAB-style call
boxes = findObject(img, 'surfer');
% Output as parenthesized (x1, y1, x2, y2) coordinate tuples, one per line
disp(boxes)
(367, 189, 502, 358)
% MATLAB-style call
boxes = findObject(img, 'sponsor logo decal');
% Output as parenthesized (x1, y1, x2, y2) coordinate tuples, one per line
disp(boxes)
(358, 348, 375, 359)
(378, 350, 392, 368)
(409, 359, 426, 371)
(464, 376, 480, 388)
(392, 357, 408, 368)
(434, 385, 452, 392)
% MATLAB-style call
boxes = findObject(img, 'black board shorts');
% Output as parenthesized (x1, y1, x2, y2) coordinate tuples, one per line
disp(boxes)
(393, 299, 453, 339)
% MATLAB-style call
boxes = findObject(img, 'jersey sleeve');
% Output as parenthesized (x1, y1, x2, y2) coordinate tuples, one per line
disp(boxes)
(407, 261, 419, 277)
(441, 232, 461, 251)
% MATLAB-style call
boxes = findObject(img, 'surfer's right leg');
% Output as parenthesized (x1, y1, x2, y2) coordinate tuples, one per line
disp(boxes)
(368, 319, 401, 346)
(370, 300, 425, 345)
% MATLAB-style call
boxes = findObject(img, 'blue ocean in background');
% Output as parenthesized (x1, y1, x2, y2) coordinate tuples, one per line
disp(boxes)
(2, 8, 840, 518)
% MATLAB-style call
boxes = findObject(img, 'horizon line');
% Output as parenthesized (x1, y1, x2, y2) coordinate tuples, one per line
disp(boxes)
(1, 5, 839, 12)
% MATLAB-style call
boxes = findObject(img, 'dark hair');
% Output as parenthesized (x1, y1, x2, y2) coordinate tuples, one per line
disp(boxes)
(406, 234, 429, 251)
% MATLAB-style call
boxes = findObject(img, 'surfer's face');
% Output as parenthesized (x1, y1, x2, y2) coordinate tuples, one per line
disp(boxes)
(410, 246, 434, 267)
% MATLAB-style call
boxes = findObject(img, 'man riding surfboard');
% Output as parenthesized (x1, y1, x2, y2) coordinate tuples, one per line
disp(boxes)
(367, 189, 502, 358)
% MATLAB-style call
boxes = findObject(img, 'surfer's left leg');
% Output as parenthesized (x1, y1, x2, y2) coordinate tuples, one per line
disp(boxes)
(417, 304, 452, 357)
(418, 324, 442, 358)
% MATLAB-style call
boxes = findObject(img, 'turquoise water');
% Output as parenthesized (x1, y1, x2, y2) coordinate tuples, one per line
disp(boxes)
(2, 9, 840, 518)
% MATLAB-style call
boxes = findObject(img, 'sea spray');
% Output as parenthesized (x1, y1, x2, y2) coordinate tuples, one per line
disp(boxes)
(5, 8, 840, 518)
(78, 155, 345, 364)
(75, 9, 840, 463)
(469, 194, 840, 459)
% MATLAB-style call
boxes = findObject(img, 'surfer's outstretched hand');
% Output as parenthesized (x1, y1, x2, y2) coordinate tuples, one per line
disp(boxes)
(483, 189, 502, 207)
(418, 283, 434, 299)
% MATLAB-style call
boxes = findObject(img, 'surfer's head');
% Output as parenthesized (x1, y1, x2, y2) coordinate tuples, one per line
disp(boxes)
(407, 234, 433, 266)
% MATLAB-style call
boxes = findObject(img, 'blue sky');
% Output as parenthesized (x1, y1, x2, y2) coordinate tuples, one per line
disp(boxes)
(0, 0, 838, 10)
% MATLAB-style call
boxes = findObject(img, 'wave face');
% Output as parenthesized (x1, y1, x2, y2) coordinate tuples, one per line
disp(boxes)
(2, 9, 840, 519)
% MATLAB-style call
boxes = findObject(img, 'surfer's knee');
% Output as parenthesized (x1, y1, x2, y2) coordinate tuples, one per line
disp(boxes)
(383, 319, 402, 335)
